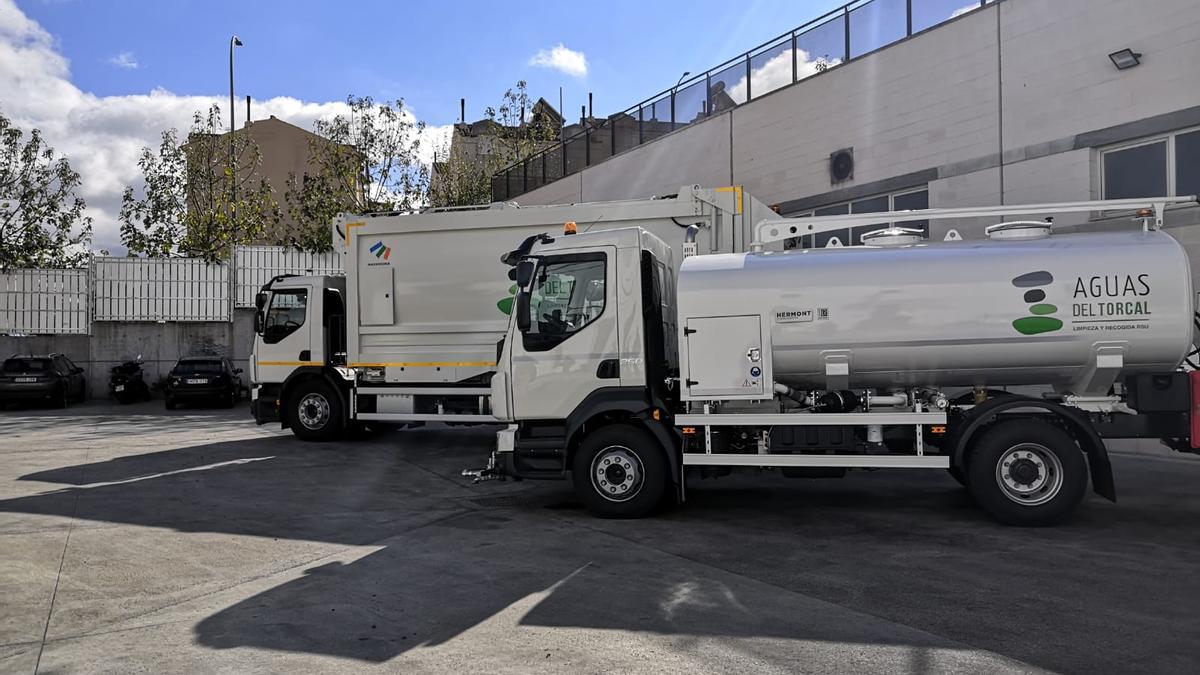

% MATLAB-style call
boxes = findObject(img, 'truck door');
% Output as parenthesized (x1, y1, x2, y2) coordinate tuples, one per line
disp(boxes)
(511, 247, 619, 419)
(256, 285, 321, 384)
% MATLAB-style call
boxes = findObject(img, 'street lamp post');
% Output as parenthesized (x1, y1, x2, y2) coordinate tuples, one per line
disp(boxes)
(671, 71, 690, 130)
(229, 35, 243, 208)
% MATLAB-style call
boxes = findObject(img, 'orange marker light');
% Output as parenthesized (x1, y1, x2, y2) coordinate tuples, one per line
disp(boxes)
(563, 221, 578, 235)
(681, 427, 696, 435)
(930, 425, 947, 435)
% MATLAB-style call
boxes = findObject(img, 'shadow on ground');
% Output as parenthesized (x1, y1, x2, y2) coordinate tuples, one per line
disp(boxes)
(3, 423, 1199, 671)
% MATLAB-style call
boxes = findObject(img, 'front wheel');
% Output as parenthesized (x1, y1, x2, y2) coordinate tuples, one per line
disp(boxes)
(289, 380, 345, 441)
(966, 419, 1088, 526)
(571, 424, 667, 518)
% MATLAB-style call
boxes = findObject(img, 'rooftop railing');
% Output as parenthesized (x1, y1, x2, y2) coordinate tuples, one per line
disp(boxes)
(492, 0, 994, 202)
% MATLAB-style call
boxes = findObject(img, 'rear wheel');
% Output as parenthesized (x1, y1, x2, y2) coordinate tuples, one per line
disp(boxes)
(289, 380, 345, 442)
(966, 419, 1088, 526)
(571, 424, 667, 518)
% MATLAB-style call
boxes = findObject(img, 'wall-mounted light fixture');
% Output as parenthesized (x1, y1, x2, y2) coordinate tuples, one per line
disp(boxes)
(1108, 48, 1142, 70)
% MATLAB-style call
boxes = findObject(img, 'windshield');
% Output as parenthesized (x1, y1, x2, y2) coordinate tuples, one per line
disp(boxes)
(172, 360, 224, 375)
(3, 358, 51, 373)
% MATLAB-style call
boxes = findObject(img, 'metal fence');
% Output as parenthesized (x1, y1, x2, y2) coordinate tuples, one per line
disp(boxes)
(492, 0, 995, 201)
(0, 269, 91, 335)
(94, 257, 232, 322)
(233, 246, 342, 308)
(1, 245, 347, 334)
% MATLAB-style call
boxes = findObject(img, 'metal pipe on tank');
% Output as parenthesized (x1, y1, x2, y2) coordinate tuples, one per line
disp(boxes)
(867, 394, 908, 407)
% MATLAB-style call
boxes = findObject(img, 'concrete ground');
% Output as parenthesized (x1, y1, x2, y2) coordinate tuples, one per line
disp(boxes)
(0, 402, 1198, 674)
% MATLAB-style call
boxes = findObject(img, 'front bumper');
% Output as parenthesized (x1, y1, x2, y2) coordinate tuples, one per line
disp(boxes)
(251, 385, 281, 425)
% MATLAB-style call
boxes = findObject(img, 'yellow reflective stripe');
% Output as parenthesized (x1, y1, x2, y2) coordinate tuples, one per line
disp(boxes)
(257, 361, 323, 366)
(349, 361, 497, 368)
(715, 185, 743, 214)
(344, 221, 366, 250)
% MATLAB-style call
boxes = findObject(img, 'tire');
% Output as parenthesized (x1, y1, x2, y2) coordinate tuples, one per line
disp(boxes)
(55, 384, 68, 409)
(947, 466, 968, 488)
(288, 380, 345, 442)
(224, 388, 238, 408)
(571, 424, 668, 518)
(164, 397, 176, 410)
(966, 419, 1088, 526)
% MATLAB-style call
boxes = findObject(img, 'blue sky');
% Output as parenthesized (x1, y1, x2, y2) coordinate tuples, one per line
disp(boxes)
(19, 0, 848, 125)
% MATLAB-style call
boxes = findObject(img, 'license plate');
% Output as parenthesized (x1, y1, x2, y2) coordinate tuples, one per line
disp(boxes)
(15, 377, 36, 383)
(186, 378, 208, 385)
(114, 384, 125, 392)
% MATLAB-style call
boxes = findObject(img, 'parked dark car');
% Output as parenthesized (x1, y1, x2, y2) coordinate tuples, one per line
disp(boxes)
(164, 357, 243, 409)
(0, 353, 87, 408)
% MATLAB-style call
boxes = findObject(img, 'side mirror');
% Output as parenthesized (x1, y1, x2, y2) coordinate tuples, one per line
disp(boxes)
(515, 292, 531, 333)
(255, 292, 269, 311)
(254, 310, 264, 334)
(515, 260, 536, 288)
(233, 368, 243, 374)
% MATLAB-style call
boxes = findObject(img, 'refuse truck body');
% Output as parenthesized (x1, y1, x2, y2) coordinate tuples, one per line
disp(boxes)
(249, 186, 768, 439)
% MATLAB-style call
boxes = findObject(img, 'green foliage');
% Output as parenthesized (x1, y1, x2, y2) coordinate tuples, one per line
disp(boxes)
(429, 81, 560, 208)
(284, 96, 429, 252)
(120, 105, 280, 262)
(0, 110, 93, 268)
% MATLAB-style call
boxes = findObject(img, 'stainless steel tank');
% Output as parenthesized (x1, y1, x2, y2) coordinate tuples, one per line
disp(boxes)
(676, 228, 1194, 394)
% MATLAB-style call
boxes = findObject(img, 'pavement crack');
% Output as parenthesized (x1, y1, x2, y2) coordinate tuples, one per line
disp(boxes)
(33, 445, 89, 674)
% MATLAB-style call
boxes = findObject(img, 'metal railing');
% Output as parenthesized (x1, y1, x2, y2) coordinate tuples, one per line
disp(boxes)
(492, 0, 993, 201)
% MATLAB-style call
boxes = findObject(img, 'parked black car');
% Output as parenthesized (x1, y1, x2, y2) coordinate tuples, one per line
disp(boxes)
(0, 353, 87, 408)
(164, 357, 243, 409)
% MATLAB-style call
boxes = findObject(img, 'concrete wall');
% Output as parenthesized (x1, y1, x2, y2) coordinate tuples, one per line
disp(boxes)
(0, 310, 255, 399)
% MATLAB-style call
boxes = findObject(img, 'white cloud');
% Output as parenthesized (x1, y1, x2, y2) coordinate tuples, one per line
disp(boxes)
(719, 49, 841, 106)
(0, 0, 450, 254)
(950, 3, 981, 19)
(529, 43, 588, 78)
(108, 51, 138, 69)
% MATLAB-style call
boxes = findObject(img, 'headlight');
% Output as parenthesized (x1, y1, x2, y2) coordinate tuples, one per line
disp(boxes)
(360, 367, 385, 383)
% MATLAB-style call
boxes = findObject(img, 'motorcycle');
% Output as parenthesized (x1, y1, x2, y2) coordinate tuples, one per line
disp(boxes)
(109, 355, 151, 404)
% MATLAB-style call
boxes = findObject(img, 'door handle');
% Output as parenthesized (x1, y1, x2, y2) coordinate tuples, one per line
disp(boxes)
(596, 359, 620, 379)
(299, 350, 311, 362)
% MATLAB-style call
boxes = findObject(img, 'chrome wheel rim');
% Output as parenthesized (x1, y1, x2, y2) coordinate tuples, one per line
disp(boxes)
(297, 393, 330, 430)
(995, 442, 1064, 506)
(591, 446, 643, 503)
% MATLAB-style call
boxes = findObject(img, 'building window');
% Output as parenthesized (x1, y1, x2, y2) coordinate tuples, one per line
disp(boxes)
(785, 187, 929, 249)
(1101, 127, 1200, 200)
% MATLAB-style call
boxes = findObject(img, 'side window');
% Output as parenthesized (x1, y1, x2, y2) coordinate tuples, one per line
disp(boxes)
(264, 289, 308, 344)
(523, 254, 606, 352)
(1103, 140, 1168, 199)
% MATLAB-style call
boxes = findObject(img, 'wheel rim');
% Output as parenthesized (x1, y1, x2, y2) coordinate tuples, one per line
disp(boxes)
(297, 393, 330, 430)
(994, 442, 1064, 506)
(590, 446, 645, 503)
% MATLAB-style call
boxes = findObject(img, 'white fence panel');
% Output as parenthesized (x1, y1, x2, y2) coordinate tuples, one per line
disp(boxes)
(94, 257, 230, 322)
(234, 246, 343, 307)
(0, 269, 90, 335)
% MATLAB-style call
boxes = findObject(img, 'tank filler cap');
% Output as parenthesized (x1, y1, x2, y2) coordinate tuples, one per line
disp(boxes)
(985, 220, 1052, 240)
(860, 227, 925, 247)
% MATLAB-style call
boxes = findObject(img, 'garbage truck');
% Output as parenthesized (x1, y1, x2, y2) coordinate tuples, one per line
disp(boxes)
(249, 186, 768, 439)
(470, 195, 1200, 525)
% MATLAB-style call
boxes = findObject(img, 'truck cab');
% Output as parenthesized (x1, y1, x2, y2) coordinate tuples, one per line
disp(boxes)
(491, 226, 680, 504)
(250, 274, 350, 436)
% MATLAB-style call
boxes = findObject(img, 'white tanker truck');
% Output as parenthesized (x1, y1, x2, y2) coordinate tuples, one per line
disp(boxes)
(471, 195, 1200, 525)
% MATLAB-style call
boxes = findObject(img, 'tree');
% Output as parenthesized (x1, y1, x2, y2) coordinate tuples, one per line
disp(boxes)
(120, 105, 280, 262)
(0, 110, 93, 268)
(284, 96, 429, 252)
(429, 81, 560, 208)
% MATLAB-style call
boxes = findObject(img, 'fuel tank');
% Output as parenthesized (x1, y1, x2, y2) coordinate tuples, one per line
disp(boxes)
(675, 227, 1193, 397)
